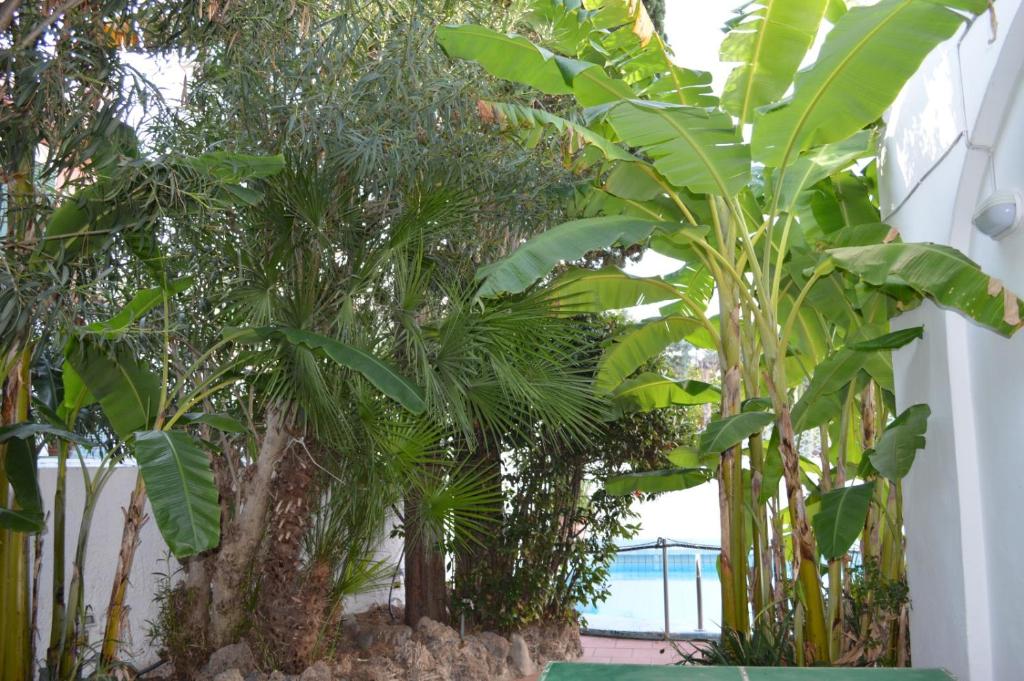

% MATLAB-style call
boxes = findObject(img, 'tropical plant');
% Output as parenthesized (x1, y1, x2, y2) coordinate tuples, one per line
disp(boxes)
(129, 0, 612, 672)
(436, 0, 1015, 665)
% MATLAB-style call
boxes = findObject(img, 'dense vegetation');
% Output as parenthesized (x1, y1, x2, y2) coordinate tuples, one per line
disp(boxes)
(439, 0, 1017, 667)
(2, 0, 1020, 678)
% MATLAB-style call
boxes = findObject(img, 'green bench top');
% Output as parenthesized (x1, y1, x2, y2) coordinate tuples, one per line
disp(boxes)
(539, 663, 956, 681)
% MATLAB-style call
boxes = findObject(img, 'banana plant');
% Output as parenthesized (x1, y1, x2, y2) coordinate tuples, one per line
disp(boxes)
(437, 0, 1010, 664)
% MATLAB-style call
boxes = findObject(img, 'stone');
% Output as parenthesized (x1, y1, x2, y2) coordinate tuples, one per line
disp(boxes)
(213, 671, 245, 681)
(476, 631, 510, 663)
(298, 660, 332, 681)
(204, 642, 258, 677)
(356, 628, 376, 652)
(268, 673, 292, 681)
(508, 634, 535, 677)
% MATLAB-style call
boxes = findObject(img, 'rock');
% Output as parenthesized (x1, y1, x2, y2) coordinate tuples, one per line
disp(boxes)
(204, 643, 258, 677)
(213, 671, 245, 681)
(356, 628, 376, 652)
(378, 623, 413, 647)
(508, 634, 535, 677)
(476, 631, 510, 663)
(298, 660, 332, 681)
(268, 673, 292, 681)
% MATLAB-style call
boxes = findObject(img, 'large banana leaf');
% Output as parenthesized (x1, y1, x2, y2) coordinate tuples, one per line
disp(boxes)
(133, 430, 220, 557)
(475, 101, 639, 169)
(435, 25, 632, 106)
(776, 131, 875, 214)
(84, 278, 193, 339)
(278, 329, 426, 413)
(605, 467, 711, 496)
(752, 0, 984, 167)
(603, 101, 750, 195)
(812, 482, 874, 559)
(868, 403, 930, 480)
(595, 316, 704, 394)
(0, 436, 44, 532)
(720, 0, 827, 125)
(699, 411, 776, 454)
(544, 267, 683, 314)
(610, 372, 720, 412)
(828, 242, 1024, 336)
(67, 338, 161, 439)
(476, 216, 674, 298)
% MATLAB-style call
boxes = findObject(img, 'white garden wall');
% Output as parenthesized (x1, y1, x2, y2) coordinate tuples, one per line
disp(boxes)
(33, 461, 404, 671)
(880, 4, 1024, 679)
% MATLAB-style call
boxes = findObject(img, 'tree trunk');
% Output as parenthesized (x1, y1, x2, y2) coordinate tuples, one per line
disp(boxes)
(209, 404, 292, 646)
(0, 351, 32, 681)
(716, 279, 749, 637)
(403, 487, 448, 627)
(254, 441, 323, 670)
(100, 474, 149, 666)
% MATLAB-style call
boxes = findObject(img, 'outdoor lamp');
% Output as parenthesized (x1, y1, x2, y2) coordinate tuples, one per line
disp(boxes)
(972, 190, 1023, 240)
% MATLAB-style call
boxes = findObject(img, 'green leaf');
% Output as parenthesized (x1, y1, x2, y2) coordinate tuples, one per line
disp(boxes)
(699, 412, 776, 454)
(812, 482, 874, 559)
(868, 404, 930, 480)
(182, 152, 285, 183)
(753, 0, 982, 166)
(180, 413, 247, 434)
(476, 216, 674, 297)
(435, 24, 632, 106)
(57, 361, 93, 425)
(603, 100, 750, 195)
(665, 445, 719, 469)
(545, 267, 683, 314)
(67, 338, 161, 439)
(476, 100, 638, 167)
(828, 242, 1024, 336)
(0, 436, 44, 532)
(0, 422, 97, 448)
(610, 373, 720, 412)
(133, 430, 220, 557)
(605, 467, 711, 496)
(720, 0, 828, 125)
(847, 326, 923, 351)
(791, 349, 865, 431)
(595, 316, 703, 393)
(275, 328, 426, 413)
(776, 132, 876, 213)
(85, 278, 194, 338)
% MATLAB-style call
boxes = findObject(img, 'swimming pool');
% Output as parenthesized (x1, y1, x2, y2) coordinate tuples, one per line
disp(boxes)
(578, 547, 722, 634)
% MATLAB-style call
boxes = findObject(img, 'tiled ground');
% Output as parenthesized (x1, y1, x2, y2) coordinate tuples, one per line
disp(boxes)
(519, 635, 697, 680)
(579, 635, 695, 665)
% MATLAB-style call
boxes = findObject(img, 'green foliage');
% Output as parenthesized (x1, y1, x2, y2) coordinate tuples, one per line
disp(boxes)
(133, 431, 221, 557)
(813, 482, 875, 559)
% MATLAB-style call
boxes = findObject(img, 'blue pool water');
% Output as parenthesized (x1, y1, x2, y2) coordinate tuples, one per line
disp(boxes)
(578, 548, 722, 634)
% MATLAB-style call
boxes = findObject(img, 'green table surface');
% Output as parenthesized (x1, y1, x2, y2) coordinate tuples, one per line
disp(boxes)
(539, 663, 955, 681)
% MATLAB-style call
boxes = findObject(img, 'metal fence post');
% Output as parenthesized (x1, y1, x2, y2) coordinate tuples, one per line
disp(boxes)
(660, 538, 670, 639)
(695, 550, 704, 631)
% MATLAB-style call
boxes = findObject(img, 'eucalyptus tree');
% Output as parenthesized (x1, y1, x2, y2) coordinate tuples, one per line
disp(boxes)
(437, 0, 1018, 665)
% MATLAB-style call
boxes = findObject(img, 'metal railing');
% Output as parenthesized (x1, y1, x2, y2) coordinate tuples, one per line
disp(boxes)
(582, 538, 721, 641)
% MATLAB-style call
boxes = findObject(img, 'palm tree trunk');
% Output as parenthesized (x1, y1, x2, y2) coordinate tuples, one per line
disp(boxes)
(209, 404, 292, 646)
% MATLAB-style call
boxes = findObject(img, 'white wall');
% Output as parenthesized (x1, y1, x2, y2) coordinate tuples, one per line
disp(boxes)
(33, 462, 405, 671)
(880, 4, 1024, 679)
(35, 462, 174, 670)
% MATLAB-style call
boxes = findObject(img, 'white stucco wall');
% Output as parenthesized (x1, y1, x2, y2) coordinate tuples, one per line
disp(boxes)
(35, 462, 174, 670)
(33, 462, 404, 671)
(880, 4, 1024, 680)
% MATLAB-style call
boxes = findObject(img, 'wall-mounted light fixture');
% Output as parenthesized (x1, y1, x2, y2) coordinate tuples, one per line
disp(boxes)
(972, 190, 1023, 240)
